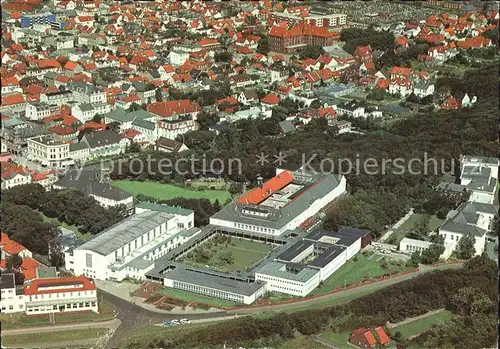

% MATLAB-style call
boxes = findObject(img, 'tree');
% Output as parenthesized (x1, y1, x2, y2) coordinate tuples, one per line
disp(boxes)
(107, 121, 121, 133)
(456, 233, 476, 260)
(256, 36, 269, 54)
(420, 241, 445, 264)
(214, 51, 232, 63)
(414, 215, 430, 236)
(229, 183, 243, 196)
(310, 99, 322, 109)
(299, 44, 325, 59)
(91, 114, 102, 123)
(6, 254, 22, 270)
(451, 287, 494, 316)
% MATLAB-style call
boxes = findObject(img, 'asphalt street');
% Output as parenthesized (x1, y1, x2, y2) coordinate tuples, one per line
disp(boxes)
(99, 290, 228, 348)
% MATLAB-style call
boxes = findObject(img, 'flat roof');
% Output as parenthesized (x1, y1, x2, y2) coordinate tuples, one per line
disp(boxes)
(400, 238, 432, 248)
(256, 261, 319, 283)
(163, 265, 266, 297)
(136, 202, 193, 216)
(276, 240, 314, 262)
(309, 244, 346, 268)
(76, 211, 174, 256)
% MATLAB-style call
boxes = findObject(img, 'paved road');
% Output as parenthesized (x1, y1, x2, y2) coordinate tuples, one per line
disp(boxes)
(101, 263, 463, 348)
(486, 241, 498, 261)
(226, 263, 462, 315)
(99, 290, 228, 349)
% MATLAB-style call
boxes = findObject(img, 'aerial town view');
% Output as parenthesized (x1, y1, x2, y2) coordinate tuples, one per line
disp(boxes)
(0, 0, 498, 348)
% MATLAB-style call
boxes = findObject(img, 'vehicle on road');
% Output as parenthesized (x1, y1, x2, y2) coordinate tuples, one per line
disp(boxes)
(170, 319, 181, 325)
(180, 318, 191, 324)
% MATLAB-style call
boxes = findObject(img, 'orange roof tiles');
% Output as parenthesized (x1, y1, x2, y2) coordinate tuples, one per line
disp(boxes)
(261, 93, 280, 105)
(375, 327, 391, 345)
(147, 100, 201, 118)
(237, 171, 294, 205)
(0, 232, 27, 255)
(24, 276, 96, 295)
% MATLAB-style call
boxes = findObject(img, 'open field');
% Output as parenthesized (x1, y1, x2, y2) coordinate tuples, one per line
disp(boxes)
(180, 236, 274, 272)
(111, 180, 230, 203)
(311, 253, 412, 295)
(158, 287, 238, 307)
(2, 328, 108, 346)
(0, 301, 114, 330)
(389, 310, 453, 339)
(319, 330, 350, 347)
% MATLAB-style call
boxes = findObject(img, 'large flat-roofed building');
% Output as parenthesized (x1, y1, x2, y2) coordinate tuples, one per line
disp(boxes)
(210, 170, 346, 236)
(255, 227, 370, 297)
(269, 11, 347, 28)
(161, 265, 266, 305)
(67, 203, 197, 281)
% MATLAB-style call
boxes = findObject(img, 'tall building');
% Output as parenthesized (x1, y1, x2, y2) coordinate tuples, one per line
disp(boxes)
(269, 11, 347, 28)
(21, 13, 56, 28)
(268, 22, 339, 53)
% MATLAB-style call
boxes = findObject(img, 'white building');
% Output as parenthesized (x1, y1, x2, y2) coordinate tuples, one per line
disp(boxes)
(438, 201, 496, 257)
(25, 102, 59, 121)
(27, 135, 73, 168)
(0, 273, 25, 314)
(1, 171, 32, 190)
(67, 204, 196, 281)
(210, 170, 346, 236)
(23, 276, 98, 315)
(399, 237, 433, 254)
(255, 227, 367, 297)
(460, 156, 498, 204)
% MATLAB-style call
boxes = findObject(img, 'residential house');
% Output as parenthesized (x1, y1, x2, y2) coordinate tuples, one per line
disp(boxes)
(413, 80, 435, 98)
(238, 89, 259, 105)
(1, 232, 32, 259)
(155, 137, 189, 153)
(230, 74, 254, 89)
(349, 327, 391, 349)
(25, 102, 59, 121)
(335, 101, 366, 118)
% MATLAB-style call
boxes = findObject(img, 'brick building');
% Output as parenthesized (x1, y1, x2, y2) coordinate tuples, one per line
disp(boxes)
(269, 22, 338, 53)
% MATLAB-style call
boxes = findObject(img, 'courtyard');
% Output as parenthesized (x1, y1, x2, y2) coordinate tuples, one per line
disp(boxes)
(179, 235, 275, 273)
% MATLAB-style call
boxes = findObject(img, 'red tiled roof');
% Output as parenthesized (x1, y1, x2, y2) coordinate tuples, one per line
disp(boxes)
(147, 100, 201, 118)
(237, 171, 294, 205)
(24, 276, 96, 295)
(261, 93, 280, 105)
(198, 38, 220, 47)
(391, 66, 412, 77)
(351, 328, 377, 346)
(48, 125, 77, 135)
(375, 327, 391, 345)
(1, 93, 25, 106)
(269, 22, 334, 39)
(0, 232, 27, 255)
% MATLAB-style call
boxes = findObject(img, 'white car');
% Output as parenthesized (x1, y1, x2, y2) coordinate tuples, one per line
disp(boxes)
(179, 318, 191, 324)
(170, 319, 181, 325)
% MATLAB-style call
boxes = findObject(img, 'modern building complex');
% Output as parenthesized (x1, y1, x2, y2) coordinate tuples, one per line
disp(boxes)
(62, 169, 370, 305)
(210, 169, 346, 236)
(21, 12, 56, 28)
(67, 203, 197, 281)
(255, 227, 370, 296)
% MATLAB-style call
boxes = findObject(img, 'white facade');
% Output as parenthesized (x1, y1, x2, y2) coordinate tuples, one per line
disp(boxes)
(255, 269, 320, 297)
(69, 208, 195, 281)
(1, 173, 32, 190)
(0, 275, 25, 314)
(27, 136, 73, 168)
(438, 229, 486, 257)
(399, 237, 432, 254)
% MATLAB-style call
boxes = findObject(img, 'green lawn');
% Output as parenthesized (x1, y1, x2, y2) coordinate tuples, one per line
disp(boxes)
(2, 328, 108, 346)
(320, 331, 350, 347)
(181, 237, 274, 272)
(389, 214, 445, 245)
(158, 287, 239, 307)
(0, 301, 115, 329)
(277, 336, 330, 349)
(111, 180, 230, 203)
(311, 253, 411, 295)
(389, 310, 453, 339)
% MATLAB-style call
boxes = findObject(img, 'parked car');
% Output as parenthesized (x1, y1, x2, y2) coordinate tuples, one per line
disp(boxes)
(170, 319, 181, 325)
(180, 318, 192, 324)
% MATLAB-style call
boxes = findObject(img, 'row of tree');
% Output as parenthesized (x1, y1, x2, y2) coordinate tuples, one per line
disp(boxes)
(1, 184, 127, 256)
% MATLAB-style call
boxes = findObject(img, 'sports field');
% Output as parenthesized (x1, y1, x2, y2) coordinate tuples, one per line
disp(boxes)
(111, 180, 230, 203)
(181, 236, 274, 272)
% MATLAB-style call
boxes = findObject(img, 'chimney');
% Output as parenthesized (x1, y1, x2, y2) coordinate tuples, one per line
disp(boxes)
(257, 175, 263, 188)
